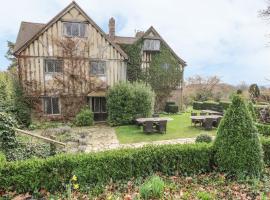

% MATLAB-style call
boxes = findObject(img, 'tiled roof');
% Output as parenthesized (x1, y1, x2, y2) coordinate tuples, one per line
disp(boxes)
(14, 22, 45, 52)
(111, 36, 138, 45)
(13, 2, 186, 66)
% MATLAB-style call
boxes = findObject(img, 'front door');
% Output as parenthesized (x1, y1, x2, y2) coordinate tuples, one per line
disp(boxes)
(90, 97, 107, 121)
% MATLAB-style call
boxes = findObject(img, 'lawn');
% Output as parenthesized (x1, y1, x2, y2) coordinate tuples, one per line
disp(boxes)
(115, 112, 217, 144)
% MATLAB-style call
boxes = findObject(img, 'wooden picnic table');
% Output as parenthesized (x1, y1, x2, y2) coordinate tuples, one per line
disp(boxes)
(190, 115, 222, 122)
(136, 117, 173, 123)
(202, 110, 222, 115)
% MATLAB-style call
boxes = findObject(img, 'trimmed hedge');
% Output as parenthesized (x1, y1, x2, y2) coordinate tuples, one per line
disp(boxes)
(165, 102, 179, 113)
(107, 82, 155, 126)
(256, 123, 270, 136)
(167, 105, 179, 113)
(214, 95, 263, 179)
(0, 152, 5, 169)
(0, 143, 212, 193)
(1, 139, 270, 193)
(193, 101, 231, 112)
(262, 137, 270, 165)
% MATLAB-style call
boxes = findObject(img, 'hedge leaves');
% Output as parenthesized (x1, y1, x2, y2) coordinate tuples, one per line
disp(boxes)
(107, 82, 155, 126)
(214, 95, 263, 179)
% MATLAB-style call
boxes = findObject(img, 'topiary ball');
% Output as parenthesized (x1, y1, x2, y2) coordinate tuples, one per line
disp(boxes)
(195, 134, 212, 143)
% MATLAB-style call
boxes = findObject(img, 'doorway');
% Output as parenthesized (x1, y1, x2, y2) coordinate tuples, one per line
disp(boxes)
(89, 97, 107, 121)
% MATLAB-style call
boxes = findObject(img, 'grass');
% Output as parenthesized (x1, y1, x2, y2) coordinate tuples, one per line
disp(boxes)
(115, 112, 217, 144)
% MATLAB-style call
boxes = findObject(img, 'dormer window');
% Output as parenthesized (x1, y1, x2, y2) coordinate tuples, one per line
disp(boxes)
(63, 22, 86, 37)
(143, 39, 160, 51)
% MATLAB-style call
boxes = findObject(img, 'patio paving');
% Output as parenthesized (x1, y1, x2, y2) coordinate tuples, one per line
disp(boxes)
(32, 124, 197, 153)
(80, 125, 196, 152)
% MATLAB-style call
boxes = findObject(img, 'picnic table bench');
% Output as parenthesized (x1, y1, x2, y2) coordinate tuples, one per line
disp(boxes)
(201, 110, 223, 115)
(136, 117, 173, 134)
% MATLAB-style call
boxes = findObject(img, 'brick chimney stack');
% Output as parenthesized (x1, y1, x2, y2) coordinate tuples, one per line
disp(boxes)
(109, 17, 115, 39)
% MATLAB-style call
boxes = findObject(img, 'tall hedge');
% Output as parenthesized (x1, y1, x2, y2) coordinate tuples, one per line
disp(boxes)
(107, 82, 155, 125)
(213, 95, 263, 179)
(0, 112, 17, 150)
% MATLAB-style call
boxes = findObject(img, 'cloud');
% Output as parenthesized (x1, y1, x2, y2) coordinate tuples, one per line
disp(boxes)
(0, 0, 269, 85)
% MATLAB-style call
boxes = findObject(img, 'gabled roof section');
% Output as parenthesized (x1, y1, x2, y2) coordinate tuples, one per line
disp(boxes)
(111, 36, 138, 45)
(14, 22, 45, 53)
(139, 26, 187, 66)
(14, 1, 128, 59)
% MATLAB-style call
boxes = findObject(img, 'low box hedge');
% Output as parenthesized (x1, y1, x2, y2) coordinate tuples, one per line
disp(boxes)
(193, 101, 231, 112)
(1, 139, 270, 193)
(167, 105, 179, 113)
(262, 137, 270, 165)
(0, 143, 212, 193)
(165, 102, 178, 113)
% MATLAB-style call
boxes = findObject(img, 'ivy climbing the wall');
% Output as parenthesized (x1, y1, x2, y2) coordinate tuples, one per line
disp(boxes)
(120, 40, 143, 82)
(147, 44, 182, 110)
(122, 40, 183, 110)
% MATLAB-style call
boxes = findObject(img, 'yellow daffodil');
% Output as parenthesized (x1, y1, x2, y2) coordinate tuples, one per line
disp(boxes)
(71, 175, 77, 182)
(73, 183, 79, 190)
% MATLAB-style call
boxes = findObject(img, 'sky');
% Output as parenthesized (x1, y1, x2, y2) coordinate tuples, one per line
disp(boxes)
(0, 0, 270, 85)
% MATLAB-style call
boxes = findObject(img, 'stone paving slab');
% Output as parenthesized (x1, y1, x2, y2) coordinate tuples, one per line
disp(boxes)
(72, 125, 197, 153)
(31, 124, 199, 153)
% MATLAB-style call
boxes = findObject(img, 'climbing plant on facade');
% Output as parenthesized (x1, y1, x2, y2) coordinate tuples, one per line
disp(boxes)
(146, 44, 182, 109)
(120, 40, 143, 82)
(122, 41, 182, 110)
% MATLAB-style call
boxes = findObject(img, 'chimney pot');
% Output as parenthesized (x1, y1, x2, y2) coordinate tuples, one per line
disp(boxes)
(109, 17, 115, 39)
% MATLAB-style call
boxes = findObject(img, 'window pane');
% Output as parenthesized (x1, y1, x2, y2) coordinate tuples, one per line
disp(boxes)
(64, 23, 72, 36)
(162, 63, 170, 70)
(98, 62, 105, 75)
(143, 39, 160, 51)
(93, 97, 100, 112)
(55, 61, 63, 72)
(100, 98, 106, 112)
(90, 61, 106, 75)
(90, 62, 98, 75)
(155, 40, 160, 50)
(71, 23, 79, 36)
(79, 23, 86, 37)
(52, 97, 60, 114)
(44, 97, 52, 114)
(45, 60, 54, 72)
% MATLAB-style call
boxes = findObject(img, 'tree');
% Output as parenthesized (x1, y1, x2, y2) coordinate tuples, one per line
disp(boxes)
(5, 41, 17, 71)
(213, 95, 263, 179)
(185, 75, 221, 101)
(249, 83, 260, 103)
